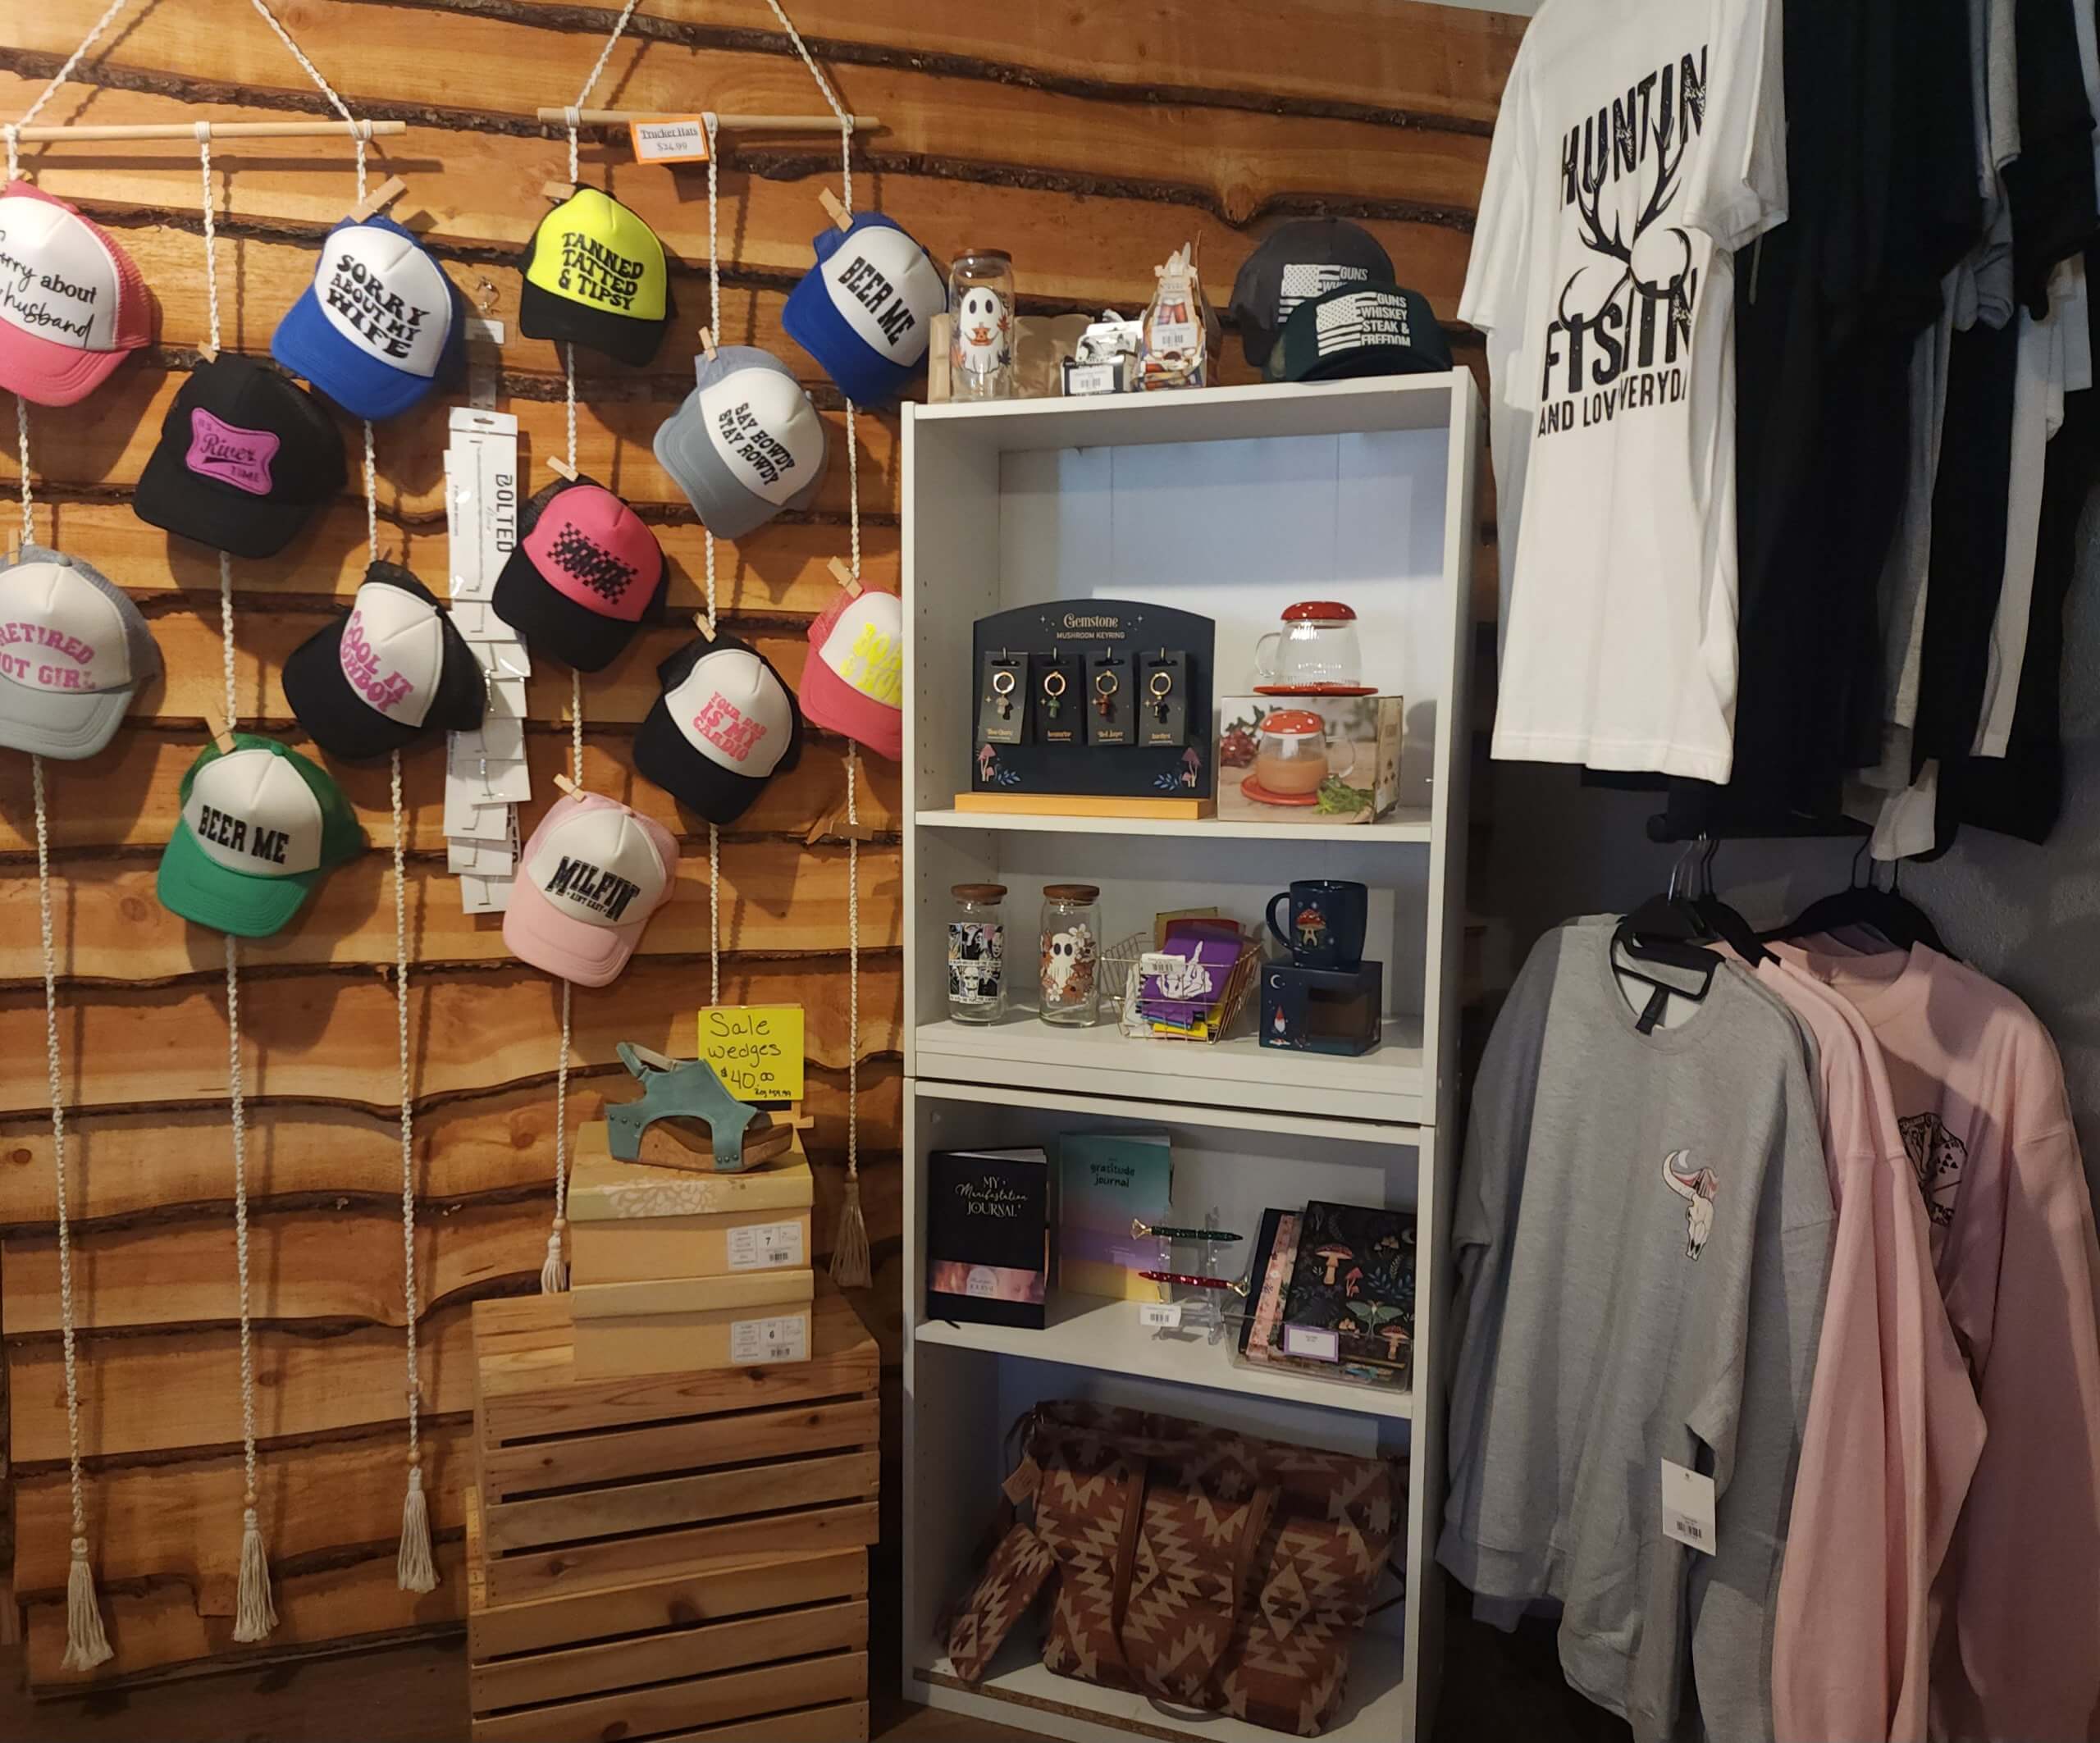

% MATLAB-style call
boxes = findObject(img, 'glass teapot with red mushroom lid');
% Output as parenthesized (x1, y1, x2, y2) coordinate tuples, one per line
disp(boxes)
(1253, 600, 1369, 694)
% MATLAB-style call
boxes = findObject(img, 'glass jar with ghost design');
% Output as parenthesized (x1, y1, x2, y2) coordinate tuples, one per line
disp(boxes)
(1038, 884, 1101, 1026)
(948, 249, 1016, 400)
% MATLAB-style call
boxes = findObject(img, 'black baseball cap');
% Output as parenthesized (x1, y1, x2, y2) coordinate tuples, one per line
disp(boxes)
(493, 473, 667, 673)
(1263, 283, 1451, 383)
(1230, 219, 1396, 369)
(636, 632, 804, 824)
(133, 354, 345, 559)
(283, 560, 486, 760)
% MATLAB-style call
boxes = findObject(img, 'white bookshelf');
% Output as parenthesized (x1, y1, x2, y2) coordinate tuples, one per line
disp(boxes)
(901, 374, 1481, 1743)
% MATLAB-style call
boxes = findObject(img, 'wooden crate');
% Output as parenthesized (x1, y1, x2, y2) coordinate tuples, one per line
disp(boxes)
(466, 1484, 870, 1743)
(470, 1286, 880, 1605)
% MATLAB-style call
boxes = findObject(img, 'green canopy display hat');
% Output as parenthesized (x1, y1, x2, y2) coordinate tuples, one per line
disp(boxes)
(158, 732, 366, 938)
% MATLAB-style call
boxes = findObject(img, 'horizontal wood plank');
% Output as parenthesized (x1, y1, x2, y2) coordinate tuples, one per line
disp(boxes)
(468, 1648, 867, 1743)
(484, 1502, 878, 1604)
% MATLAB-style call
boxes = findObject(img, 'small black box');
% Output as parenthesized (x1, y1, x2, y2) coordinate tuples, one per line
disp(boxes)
(924, 1148, 1051, 1329)
(1259, 961, 1383, 1056)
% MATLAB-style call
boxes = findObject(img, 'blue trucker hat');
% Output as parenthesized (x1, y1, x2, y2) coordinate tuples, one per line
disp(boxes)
(782, 212, 946, 407)
(272, 214, 466, 422)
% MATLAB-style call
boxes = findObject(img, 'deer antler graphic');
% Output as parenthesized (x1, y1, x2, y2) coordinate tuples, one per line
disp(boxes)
(1568, 98, 1696, 322)
(1660, 1148, 1719, 1259)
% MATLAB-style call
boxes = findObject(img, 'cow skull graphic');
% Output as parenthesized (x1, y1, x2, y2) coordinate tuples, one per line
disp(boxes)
(1660, 1148, 1719, 1259)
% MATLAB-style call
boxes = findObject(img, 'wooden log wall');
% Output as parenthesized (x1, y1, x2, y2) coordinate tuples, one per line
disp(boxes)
(0, 0, 1520, 1688)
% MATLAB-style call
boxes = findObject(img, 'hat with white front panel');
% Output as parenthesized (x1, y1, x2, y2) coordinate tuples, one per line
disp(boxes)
(0, 181, 155, 407)
(0, 545, 161, 759)
(799, 585, 902, 760)
(654, 346, 828, 540)
(157, 734, 366, 938)
(782, 213, 946, 406)
(503, 790, 678, 987)
(282, 560, 486, 760)
(272, 214, 466, 422)
(635, 632, 803, 824)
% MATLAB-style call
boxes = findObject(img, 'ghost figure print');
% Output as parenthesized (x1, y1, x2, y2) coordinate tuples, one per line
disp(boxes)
(952, 284, 1013, 395)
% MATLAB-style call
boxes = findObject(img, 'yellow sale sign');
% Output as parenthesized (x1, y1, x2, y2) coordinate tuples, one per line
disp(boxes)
(696, 1005, 805, 1103)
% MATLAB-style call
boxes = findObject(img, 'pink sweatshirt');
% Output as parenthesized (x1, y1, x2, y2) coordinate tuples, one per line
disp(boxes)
(1760, 954, 1984, 1743)
(1787, 942, 2100, 1743)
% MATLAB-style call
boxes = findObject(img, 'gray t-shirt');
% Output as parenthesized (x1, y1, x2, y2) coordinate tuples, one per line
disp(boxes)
(1439, 919, 1833, 1743)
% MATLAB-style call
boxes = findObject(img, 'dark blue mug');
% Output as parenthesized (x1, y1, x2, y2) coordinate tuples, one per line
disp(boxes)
(1266, 879, 1368, 970)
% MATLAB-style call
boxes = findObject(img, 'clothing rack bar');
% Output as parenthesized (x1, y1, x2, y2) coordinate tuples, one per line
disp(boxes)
(1645, 812, 1869, 844)
(2, 120, 407, 142)
(536, 107, 880, 130)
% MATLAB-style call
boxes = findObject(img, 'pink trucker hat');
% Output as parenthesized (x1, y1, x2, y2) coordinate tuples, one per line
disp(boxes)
(503, 790, 678, 988)
(799, 586, 903, 761)
(0, 182, 154, 407)
(492, 475, 667, 673)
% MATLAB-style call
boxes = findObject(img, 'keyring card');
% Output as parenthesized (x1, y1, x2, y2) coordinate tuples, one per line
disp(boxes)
(1031, 650, 1080, 746)
(1140, 649, 1190, 746)
(1084, 647, 1132, 746)
(977, 650, 1028, 745)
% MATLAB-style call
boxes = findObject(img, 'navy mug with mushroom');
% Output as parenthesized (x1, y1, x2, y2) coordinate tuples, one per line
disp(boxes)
(1266, 879, 1367, 970)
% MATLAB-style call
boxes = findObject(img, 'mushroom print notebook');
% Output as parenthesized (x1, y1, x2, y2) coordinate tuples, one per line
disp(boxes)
(1279, 1199, 1416, 1384)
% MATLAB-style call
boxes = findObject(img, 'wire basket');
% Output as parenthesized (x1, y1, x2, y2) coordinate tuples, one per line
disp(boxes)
(1102, 928, 1264, 1043)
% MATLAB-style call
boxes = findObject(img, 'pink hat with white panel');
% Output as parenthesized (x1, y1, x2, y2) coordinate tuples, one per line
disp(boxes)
(799, 586, 903, 761)
(493, 474, 667, 673)
(502, 790, 679, 988)
(0, 181, 154, 407)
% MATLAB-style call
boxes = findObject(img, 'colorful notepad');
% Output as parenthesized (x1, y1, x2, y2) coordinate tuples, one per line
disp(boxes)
(1278, 1199, 1415, 1384)
(1057, 1131, 1172, 1301)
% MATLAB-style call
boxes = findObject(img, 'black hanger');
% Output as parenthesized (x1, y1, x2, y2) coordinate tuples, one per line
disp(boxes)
(1686, 837, 1771, 966)
(1765, 844, 1949, 956)
(1611, 845, 1722, 1029)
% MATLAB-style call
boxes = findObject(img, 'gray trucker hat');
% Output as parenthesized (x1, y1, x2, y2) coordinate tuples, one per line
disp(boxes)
(653, 345, 828, 541)
(1229, 218, 1398, 369)
(0, 544, 161, 758)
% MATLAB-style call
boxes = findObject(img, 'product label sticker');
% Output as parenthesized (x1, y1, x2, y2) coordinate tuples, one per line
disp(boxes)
(730, 1312, 809, 1366)
(1660, 1458, 1718, 1555)
(728, 1220, 806, 1271)
(1139, 1301, 1184, 1330)
(1282, 1325, 1340, 1362)
(629, 116, 711, 164)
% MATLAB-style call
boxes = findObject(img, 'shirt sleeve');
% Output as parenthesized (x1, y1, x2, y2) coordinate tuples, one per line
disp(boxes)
(1682, 0, 1789, 250)
(1458, 43, 1537, 345)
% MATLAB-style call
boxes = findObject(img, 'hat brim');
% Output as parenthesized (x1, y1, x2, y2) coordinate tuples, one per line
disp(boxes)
(1281, 345, 1449, 385)
(783, 276, 914, 408)
(0, 671, 133, 759)
(633, 696, 767, 824)
(0, 324, 132, 409)
(134, 427, 320, 559)
(281, 620, 427, 761)
(501, 876, 642, 988)
(272, 291, 439, 422)
(157, 824, 319, 938)
(651, 415, 782, 541)
(799, 645, 902, 761)
(494, 547, 653, 673)
(518, 277, 666, 368)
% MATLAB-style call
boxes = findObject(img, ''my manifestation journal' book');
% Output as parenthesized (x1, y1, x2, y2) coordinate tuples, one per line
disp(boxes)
(925, 1148, 1050, 1329)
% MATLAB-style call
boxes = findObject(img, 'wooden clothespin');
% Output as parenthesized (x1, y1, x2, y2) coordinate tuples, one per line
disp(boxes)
(205, 708, 236, 755)
(805, 787, 878, 845)
(350, 175, 409, 222)
(541, 180, 578, 203)
(552, 772, 581, 797)
(817, 187, 852, 231)
(828, 555, 863, 597)
(692, 612, 716, 643)
(547, 454, 578, 481)
(698, 326, 719, 360)
(198, 341, 219, 363)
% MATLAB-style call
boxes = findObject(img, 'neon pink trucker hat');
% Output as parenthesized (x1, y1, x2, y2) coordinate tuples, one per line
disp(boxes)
(0, 182, 154, 407)
(798, 586, 904, 761)
(502, 791, 678, 988)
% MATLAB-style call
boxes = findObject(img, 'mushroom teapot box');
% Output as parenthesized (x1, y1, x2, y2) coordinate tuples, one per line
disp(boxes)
(1216, 694, 1403, 826)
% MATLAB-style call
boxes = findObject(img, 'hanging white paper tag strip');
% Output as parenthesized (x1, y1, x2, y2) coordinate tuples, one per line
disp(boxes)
(444, 408, 524, 911)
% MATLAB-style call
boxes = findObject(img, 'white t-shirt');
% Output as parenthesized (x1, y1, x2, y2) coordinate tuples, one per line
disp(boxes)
(1464, 0, 1787, 783)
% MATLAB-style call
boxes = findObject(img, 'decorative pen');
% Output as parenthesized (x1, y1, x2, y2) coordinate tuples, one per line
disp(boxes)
(1132, 1220, 1244, 1243)
(1138, 1271, 1250, 1294)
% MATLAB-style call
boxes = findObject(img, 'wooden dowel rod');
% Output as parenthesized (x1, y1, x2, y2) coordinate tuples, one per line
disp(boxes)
(536, 107, 879, 131)
(1, 119, 408, 142)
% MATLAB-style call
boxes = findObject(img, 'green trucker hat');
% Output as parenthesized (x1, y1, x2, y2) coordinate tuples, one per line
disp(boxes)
(1263, 281, 1451, 383)
(158, 732, 366, 938)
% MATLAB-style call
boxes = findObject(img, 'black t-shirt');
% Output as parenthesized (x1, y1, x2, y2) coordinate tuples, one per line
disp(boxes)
(2005, 0, 2100, 316)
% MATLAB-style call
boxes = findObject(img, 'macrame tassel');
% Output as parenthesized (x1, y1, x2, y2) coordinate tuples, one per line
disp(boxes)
(62, 1535, 113, 1671)
(232, 1503, 277, 1642)
(540, 1217, 568, 1294)
(830, 1175, 872, 1288)
(396, 1461, 438, 1594)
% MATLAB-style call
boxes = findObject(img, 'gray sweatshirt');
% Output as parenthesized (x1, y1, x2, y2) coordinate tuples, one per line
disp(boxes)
(1438, 920, 1834, 1743)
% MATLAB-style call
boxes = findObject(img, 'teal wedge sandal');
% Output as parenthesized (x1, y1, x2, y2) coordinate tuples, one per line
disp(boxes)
(604, 1044, 788, 1170)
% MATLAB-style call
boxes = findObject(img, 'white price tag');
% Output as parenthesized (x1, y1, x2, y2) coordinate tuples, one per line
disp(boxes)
(447, 834, 516, 876)
(1139, 1301, 1183, 1330)
(731, 1312, 809, 1366)
(464, 315, 506, 346)
(728, 1221, 806, 1271)
(1660, 1459, 1718, 1555)
(443, 783, 515, 842)
(449, 755, 532, 804)
(450, 717, 527, 764)
(1282, 1325, 1340, 1362)
(459, 871, 514, 915)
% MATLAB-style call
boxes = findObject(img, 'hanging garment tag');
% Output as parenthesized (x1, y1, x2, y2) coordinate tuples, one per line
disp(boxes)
(629, 116, 711, 164)
(459, 871, 516, 915)
(445, 410, 524, 912)
(1139, 1301, 1184, 1330)
(1636, 981, 1670, 1036)
(1660, 1459, 1718, 1555)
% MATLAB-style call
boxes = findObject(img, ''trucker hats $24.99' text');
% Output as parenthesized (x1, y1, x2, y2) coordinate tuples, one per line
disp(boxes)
(518, 187, 671, 367)
(283, 560, 486, 760)
(0, 180, 154, 407)
(655, 346, 829, 541)
(0, 545, 161, 759)
(783, 212, 946, 407)
(495, 475, 668, 673)
(504, 790, 678, 988)
(635, 632, 804, 825)
(272, 213, 467, 422)
(158, 733, 366, 938)
(133, 354, 348, 559)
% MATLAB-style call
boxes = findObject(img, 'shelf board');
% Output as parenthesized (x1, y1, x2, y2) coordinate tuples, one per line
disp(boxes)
(913, 1624, 1407, 1743)
(906, 373, 1462, 453)
(915, 1290, 1413, 1422)
(913, 1013, 1427, 1126)
(915, 805, 1433, 843)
